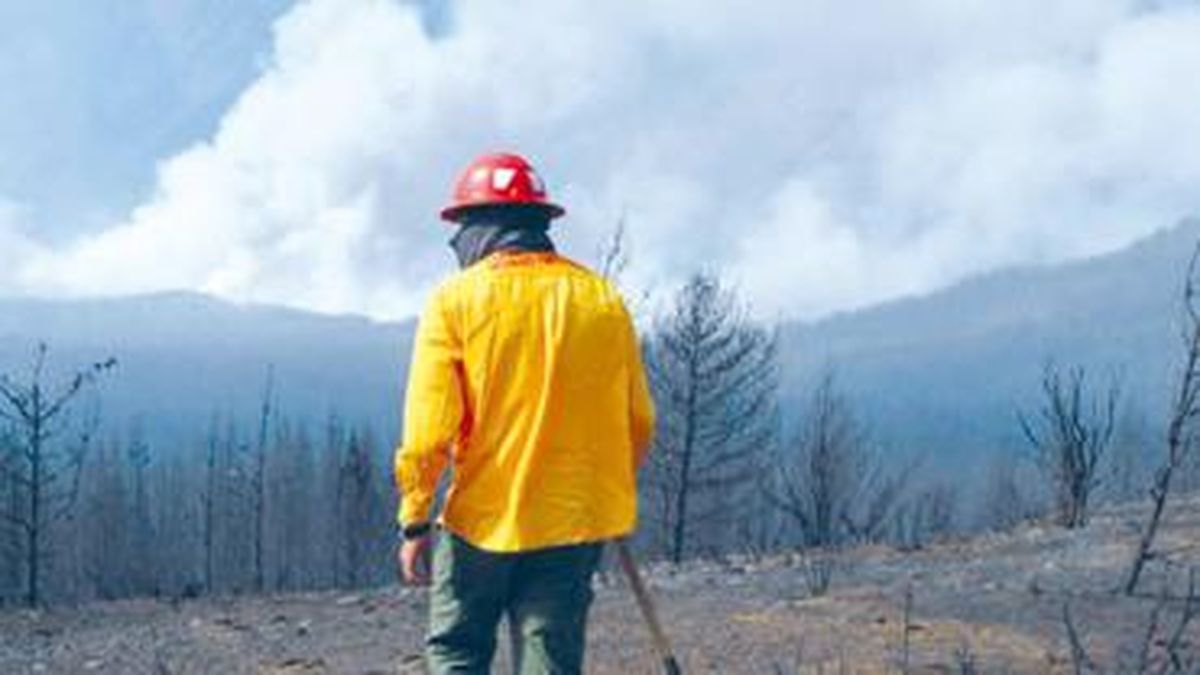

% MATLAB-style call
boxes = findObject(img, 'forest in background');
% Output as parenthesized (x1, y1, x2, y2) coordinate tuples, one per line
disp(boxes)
(4, 228, 1200, 608)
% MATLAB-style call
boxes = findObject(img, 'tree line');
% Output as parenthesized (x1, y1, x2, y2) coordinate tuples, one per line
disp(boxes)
(4, 241, 1200, 607)
(0, 355, 394, 607)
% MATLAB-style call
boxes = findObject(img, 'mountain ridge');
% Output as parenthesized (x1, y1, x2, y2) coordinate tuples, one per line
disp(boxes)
(2, 218, 1198, 465)
(778, 217, 1200, 467)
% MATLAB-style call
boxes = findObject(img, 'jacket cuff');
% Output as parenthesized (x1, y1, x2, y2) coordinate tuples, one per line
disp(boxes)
(398, 494, 433, 527)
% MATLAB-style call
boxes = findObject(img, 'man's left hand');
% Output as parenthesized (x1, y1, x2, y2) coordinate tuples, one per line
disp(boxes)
(398, 534, 432, 586)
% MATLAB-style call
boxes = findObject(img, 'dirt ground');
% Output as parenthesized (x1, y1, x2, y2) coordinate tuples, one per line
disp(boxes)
(2, 498, 1199, 674)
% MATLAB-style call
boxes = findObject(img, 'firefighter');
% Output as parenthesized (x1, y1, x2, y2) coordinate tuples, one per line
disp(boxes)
(394, 152, 656, 674)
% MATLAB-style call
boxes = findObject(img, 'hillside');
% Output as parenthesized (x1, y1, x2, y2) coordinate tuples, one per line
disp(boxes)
(2, 497, 1197, 673)
(0, 291, 414, 446)
(0, 218, 1197, 469)
(780, 219, 1200, 467)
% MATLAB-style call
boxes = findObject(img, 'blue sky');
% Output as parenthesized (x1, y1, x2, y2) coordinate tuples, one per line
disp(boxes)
(2, 0, 1199, 320)
(0, 1, 295, 239)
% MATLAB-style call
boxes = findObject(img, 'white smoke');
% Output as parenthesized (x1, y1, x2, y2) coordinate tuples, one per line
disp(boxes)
(9, 0, 1200, 319)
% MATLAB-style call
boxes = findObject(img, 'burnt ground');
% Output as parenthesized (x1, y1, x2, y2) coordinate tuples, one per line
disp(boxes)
(2, 497, 1199, 674)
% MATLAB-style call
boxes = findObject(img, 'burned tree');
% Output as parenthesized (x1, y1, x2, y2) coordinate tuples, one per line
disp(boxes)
(767, 372, 913, 597)
(125, 427, 154, 594)
(643, 273, 777, 563)
(0, 344, 115, 606)
(334, 426, 389, 587)
(1126, 242, 1200, 595)
(981, 455, 1040, 532)
(892, 482, 959, 551)
(251, 365, 275, 592)
(1, 426, 22, 603)
(1018, 362, 1119, 529)
(82, 439, 132, 600)
(770, 372, 905, 549)
(200, 415, 221, 594)
(597, 214, 631, 281)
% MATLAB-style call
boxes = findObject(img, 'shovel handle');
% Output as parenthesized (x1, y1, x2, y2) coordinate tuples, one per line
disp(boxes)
(613, 540, 683, 674)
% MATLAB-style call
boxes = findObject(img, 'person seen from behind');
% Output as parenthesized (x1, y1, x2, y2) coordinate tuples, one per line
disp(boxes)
(393, 152, 656, 674)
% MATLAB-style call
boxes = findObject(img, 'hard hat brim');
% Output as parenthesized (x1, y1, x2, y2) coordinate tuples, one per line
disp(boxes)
(440, 200, 566, 224)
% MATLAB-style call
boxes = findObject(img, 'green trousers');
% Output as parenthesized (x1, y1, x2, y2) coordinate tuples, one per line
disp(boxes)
(426, 531, 604, 674)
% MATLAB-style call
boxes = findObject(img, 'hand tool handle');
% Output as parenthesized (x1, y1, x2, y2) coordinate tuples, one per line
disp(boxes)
(614, 540, 684, 675)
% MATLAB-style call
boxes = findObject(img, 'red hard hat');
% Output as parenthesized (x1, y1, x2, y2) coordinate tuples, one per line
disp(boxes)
(440, 152, 565, 223)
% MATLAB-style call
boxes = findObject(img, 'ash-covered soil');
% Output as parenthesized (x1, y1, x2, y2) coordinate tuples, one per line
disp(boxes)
(3, 497, 1199, 674)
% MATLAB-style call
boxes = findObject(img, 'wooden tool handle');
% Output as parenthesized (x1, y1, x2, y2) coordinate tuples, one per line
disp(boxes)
(614, 540, 684, 674)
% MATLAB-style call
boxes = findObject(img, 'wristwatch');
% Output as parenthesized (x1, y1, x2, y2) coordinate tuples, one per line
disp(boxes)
(400, 521, 432, 541)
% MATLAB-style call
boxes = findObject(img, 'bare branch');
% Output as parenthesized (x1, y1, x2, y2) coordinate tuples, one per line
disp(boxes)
(1020, 361, 1119, 529)
(1133, 594, 1167, 674)
(597, 213, 630, 281)
(1062, 602, 1096, 674)
(0, 509, 31, 531)
(1158, 568, 1198, 675)
(1128, 238, 1200, 594)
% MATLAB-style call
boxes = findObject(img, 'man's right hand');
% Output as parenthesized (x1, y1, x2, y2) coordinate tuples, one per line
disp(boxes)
(398, 534, 433, 586)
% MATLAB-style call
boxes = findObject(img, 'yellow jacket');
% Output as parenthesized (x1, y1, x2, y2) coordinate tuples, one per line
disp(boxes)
(394, 251, 655, 552)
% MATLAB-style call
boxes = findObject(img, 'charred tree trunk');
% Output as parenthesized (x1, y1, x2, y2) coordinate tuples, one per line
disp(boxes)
(26, 392, 41, 608)
(0, 344, 114, 606)
(252, 366, 274, 593)
(645, 274, 778, 563)
(669, 348, 699, 564)
(1126, 242, 1200, 595)
(202, 419, 219, 594)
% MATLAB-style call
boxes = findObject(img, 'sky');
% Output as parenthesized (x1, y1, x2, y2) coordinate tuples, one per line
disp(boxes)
(1, 0, 1199, 321)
